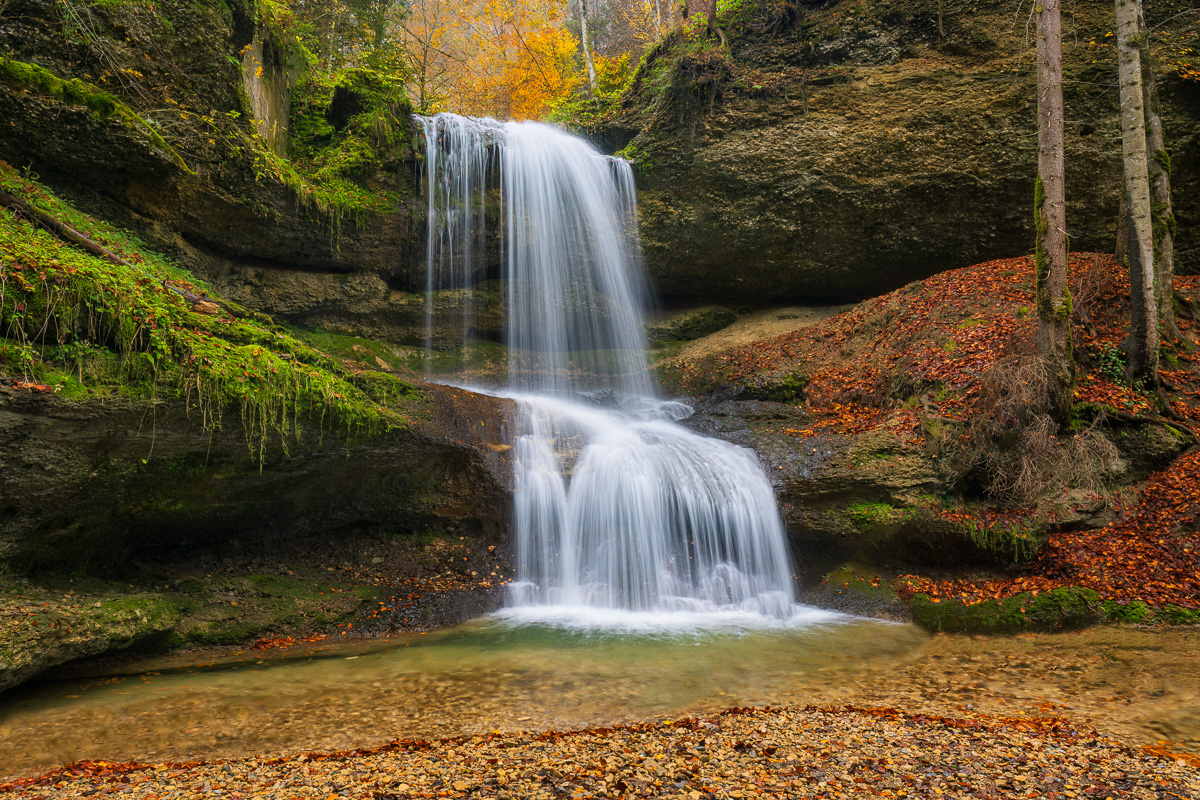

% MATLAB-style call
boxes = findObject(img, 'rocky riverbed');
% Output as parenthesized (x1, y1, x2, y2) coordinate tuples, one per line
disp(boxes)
(2, 701, 1197, 799)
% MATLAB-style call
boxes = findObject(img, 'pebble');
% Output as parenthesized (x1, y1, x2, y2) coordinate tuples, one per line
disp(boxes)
(2, 705, 1196, 799)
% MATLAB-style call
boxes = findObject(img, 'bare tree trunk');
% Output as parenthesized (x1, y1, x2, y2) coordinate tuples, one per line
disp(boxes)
(579, 0, 597, 95)
(1137, 0, 1179, 339)
(316, 7, 333, 69)
(1116, 0, 1158, 383)
(1035, 0, 1073, 424)
(707, 0, 725, 44)
(675, 0, 689, 34)
(1115, 193, 1128, 263)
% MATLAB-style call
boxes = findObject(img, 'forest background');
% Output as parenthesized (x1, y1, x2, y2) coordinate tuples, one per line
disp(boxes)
(287, 0, 687, 122)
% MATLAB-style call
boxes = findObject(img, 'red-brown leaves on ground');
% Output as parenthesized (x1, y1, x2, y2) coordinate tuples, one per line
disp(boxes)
(660, 254, 1200, 611)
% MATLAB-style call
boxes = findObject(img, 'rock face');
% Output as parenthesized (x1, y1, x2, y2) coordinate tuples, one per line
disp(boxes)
(610, 0, 1200, 302)
(0, 382, 512, 575)
(682, 398, 1188, 580)
(8, 0, 1195, 328)
(0, 594, 178, 695)
(683, 400, 952, 576)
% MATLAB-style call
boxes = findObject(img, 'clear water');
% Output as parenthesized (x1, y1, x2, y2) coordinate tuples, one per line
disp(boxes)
(417, 115, 805, 625)
(0, 617, 925, 779)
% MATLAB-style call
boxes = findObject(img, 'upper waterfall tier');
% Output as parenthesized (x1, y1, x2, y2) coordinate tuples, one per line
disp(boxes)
(417, 113, 653, 399)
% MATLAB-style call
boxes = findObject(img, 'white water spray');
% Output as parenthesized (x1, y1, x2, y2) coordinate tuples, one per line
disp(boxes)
(419, 113, 811, 628)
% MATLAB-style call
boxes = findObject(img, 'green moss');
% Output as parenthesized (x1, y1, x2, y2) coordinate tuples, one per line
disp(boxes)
(278, 67, 412, 231)
(819, 564, 898, 603)
(962, 517, 1044, 563)
(1154, 148, 1171, 175)
(1033, 176, 1050, 316)
(751, 370, 808, 403)
(1102, 599, 1154, 624)
(615, 141, 654, 176)
(1156, 604, 1200, 625)
(910, 587, 1103, 634)
(1055, 287, 1073, 321)
(846, 502, 900, 530)
(0, 165, 412, 460)
(0, 58, 189, 172)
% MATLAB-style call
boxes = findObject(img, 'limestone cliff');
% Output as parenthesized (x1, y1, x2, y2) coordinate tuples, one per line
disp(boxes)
(609, 0, 1200, 302)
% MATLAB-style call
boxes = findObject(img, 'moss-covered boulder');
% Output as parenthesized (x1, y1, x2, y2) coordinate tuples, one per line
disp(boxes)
(646, 306, 739, 344)
(909, 587, 1105, 634)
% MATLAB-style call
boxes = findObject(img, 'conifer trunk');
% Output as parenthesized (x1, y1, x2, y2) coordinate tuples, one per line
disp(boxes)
(1035, 0, 1073, 424)
(1116, 0, 1158, 382)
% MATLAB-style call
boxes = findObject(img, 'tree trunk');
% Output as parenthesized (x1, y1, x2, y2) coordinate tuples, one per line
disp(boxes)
(1116, 0, 1158, 383)
(1115, 193, 1128, 263)
(580, 0, 597, 95)
(1035, 0, 1073, 424)
(707, 0, 725, 44)
(370, 0, 390, 56)
(316, 7, 333, 69)
(1137, 1, 1179, 339)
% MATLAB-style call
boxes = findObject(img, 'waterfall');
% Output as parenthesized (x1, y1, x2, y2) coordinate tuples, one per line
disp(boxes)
(418, 113, 803, 626)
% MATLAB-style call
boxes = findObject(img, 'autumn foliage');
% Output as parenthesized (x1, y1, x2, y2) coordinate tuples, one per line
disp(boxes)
(403, 0, 581, 119)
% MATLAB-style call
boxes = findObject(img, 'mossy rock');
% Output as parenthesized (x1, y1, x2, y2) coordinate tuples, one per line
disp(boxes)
(741, 369, 809, 403)
(1102, 599, 1200, 626)
(909, 587, 1104, 634)
(327, 68, 411, 130)
(646, 306, 738, 344)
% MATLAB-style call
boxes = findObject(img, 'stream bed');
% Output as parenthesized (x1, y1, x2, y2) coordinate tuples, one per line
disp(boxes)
(2, 616, 1199, 780)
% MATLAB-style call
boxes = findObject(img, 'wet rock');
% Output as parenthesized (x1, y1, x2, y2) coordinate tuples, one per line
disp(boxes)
(0, 381, 511, 575)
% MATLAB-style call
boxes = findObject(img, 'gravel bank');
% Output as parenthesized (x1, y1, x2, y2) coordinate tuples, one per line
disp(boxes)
(3, 705, 1197, 799)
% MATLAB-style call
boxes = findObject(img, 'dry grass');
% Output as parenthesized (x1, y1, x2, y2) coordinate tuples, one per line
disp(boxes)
(936, 355, 1119, 504)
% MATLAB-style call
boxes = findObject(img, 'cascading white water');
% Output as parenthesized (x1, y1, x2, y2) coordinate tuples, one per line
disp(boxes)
(418, 113, 810, 627)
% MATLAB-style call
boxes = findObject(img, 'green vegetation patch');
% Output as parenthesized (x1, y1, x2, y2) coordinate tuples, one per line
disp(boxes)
(846, 501, 902, 530)
(910, 587, 1104, 634)
(1102, 600, 1200, 626)
(279, 67, 413, 227)
(0, 164, 412, 458)
(912, 590, 1200, 634)
(962, 516, 1046, 564)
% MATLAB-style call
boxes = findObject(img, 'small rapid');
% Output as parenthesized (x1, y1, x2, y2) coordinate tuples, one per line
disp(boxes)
(418, 113, 821, 629)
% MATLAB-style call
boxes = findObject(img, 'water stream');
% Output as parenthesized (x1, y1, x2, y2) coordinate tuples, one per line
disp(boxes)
(0, 619, 922, 778)
(6, 625, 1200, 779)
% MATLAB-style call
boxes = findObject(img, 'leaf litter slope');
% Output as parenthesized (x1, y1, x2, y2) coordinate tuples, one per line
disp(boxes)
(660, 254, 1200, 611)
